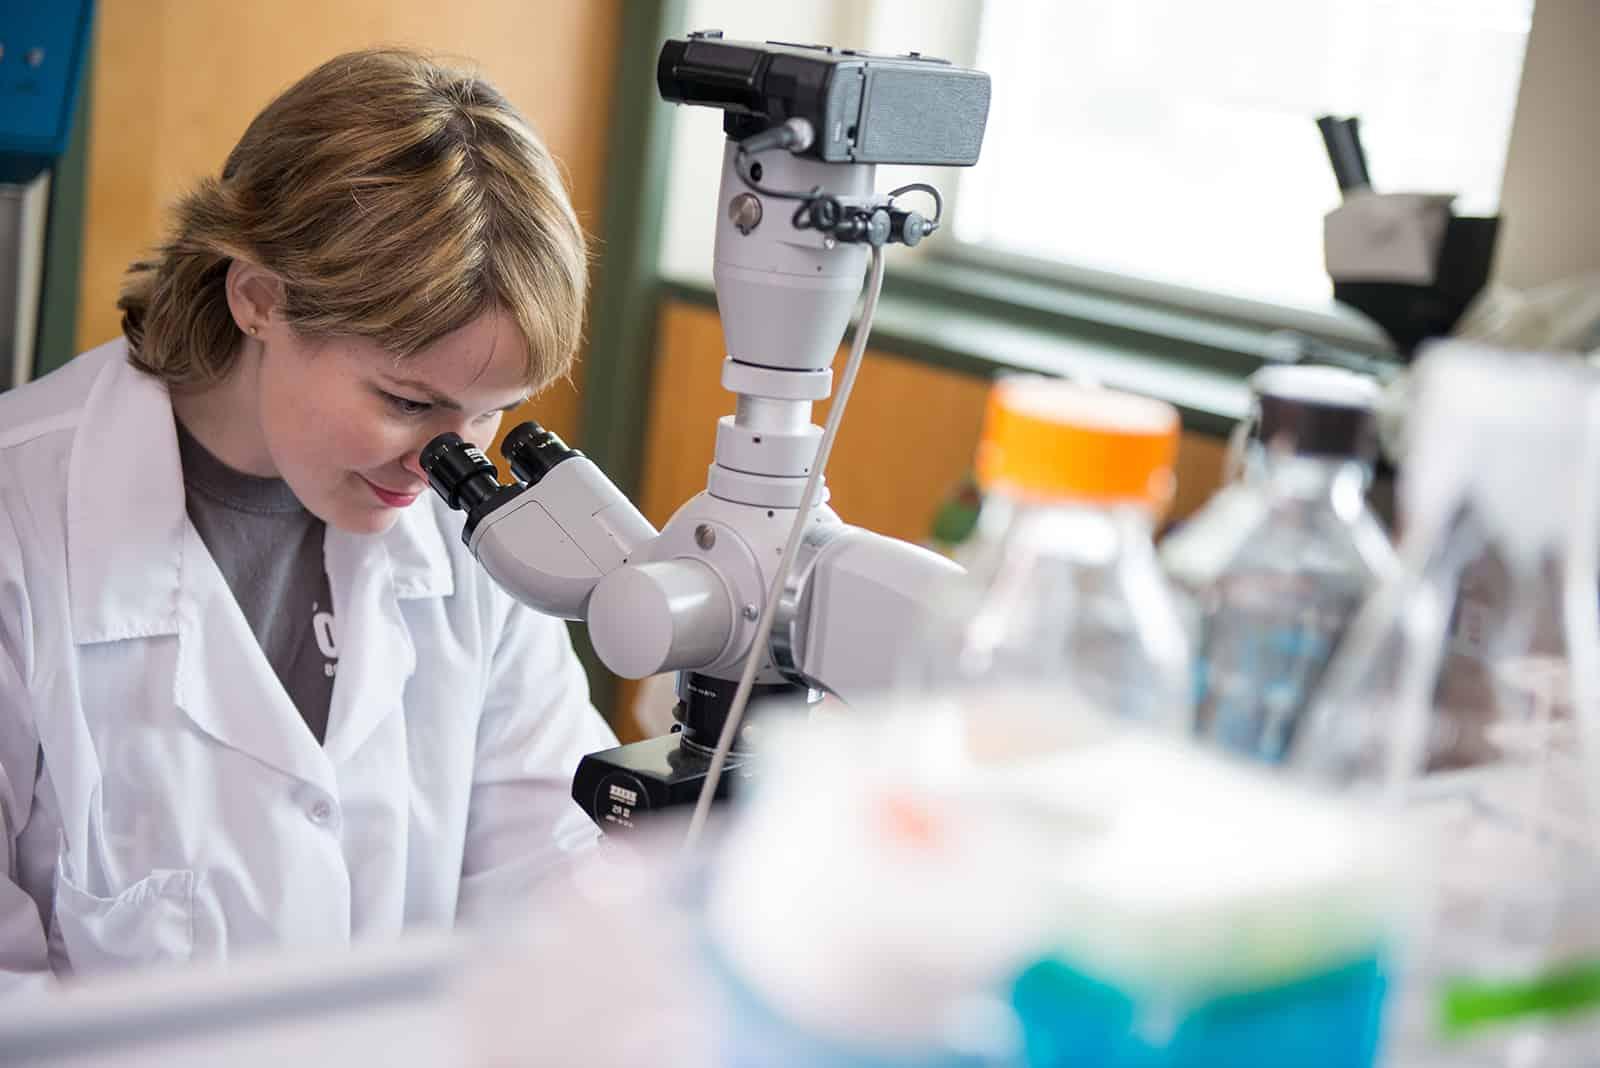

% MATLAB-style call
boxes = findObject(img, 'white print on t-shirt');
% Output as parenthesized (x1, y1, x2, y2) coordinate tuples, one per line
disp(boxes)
(312, 601, 339, 678)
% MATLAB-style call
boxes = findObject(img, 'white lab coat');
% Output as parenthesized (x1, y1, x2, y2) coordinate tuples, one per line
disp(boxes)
(0, 340, 618, 995)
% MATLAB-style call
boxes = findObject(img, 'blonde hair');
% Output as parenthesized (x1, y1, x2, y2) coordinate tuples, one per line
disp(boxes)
(120, 48, 587, 391)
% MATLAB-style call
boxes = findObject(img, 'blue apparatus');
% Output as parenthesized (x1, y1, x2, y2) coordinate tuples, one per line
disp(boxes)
(0, 0, 95, 390)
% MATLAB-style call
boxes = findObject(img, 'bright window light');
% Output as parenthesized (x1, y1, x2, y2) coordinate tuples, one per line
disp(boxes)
(958, 0, 1535, 306)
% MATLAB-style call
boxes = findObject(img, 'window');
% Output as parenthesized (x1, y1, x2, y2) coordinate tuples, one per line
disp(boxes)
(959, 0, 1534, 310)
(660, 1, 1533, 333)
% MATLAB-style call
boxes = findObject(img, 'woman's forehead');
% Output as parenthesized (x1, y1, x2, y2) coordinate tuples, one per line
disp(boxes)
(393, 309, 529, 383)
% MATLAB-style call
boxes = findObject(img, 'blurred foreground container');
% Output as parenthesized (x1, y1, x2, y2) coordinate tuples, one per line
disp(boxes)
(706, 696, 1405, 1067)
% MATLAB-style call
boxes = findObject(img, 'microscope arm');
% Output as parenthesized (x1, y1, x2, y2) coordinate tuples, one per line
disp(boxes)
(455, 453, 962, 701)
(773, 527, 964, 704)
(583, 523, 962, 699)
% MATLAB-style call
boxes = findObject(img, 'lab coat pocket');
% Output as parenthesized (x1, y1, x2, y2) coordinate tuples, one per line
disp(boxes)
(53, 863, 197, 975)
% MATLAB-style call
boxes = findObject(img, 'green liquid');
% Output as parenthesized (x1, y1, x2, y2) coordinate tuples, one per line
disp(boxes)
(1441, 958, 1600, 1036)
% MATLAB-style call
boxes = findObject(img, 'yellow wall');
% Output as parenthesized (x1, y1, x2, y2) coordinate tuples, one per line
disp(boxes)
(77, 0, 621, 444)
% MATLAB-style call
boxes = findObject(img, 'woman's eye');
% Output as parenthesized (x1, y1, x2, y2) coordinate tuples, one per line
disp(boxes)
(383, 392, 432, 417)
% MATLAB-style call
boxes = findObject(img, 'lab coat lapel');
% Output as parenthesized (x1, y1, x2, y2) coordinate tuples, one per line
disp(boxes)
(320, 509, 449, 936)
(175, 520, 336, 793)
(66, 346, 335, 794)
(320, 503, 451, 767)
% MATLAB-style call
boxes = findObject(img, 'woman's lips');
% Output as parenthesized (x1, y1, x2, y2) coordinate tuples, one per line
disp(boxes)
(362, 476, 421, 508)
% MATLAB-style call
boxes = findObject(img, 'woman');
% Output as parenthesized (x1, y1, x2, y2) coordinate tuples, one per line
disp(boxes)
(0, 48, 617, 991)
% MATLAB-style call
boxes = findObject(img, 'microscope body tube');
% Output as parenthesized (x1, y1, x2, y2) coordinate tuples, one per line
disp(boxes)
(708, 141, 877, 510)
(579, 141, 895, 685)
(713, 139, 874, 376)
(579, 145, 970, 692)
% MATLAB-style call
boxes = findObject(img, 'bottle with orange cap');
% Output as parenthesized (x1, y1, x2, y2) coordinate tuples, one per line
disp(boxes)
(903, 374, 1192, 729)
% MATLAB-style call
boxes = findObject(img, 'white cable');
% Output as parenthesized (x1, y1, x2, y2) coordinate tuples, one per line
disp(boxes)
(683, 243, 888, 851)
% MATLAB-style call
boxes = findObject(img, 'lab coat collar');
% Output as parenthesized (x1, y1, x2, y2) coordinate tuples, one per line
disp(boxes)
(68, 342, 186, 645)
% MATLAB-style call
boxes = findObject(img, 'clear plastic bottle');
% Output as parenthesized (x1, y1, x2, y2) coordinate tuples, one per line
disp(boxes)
(904, 375, 1192, 731)
(1161, 365, 1396, 762)
(1289, 344, 1600, 1066)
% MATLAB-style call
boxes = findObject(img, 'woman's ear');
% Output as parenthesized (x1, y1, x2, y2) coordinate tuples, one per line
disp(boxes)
(224, 259, 286, 337)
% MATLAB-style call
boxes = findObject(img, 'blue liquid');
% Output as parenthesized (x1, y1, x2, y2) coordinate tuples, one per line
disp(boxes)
(1011, 952, 1388, 1068)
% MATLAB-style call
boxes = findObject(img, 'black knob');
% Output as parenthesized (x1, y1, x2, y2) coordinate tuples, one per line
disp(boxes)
(806, 196, 841, 231)
(420, 433, 504, 512)
(501, 421, 581, 486)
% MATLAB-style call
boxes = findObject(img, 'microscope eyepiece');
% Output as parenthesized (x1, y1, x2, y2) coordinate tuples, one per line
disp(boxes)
(501, 421, 581, 487)
(420, 433, 504, 512)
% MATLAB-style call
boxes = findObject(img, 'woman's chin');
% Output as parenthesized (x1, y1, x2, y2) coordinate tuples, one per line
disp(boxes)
(317, 492, 408, 536)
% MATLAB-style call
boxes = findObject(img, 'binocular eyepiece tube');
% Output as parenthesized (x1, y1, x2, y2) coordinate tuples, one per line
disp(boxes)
(419, 434, 503, 512)
(421, 421, 584, 511)
(499, 422, 580, 486)
(420, 422, 587, 548)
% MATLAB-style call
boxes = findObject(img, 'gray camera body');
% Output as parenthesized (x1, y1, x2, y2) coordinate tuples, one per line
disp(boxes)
(657, 32, 991, 167)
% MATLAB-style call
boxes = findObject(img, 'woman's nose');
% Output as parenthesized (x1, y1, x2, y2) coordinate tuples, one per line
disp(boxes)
(401, 450, 428, 482)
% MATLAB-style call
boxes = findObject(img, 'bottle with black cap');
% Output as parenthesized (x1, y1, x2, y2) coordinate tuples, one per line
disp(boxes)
(1160, 365, 1397, 763)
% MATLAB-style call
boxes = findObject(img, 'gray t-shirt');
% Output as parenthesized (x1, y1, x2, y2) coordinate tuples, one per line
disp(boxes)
(176, 421, 337, 744)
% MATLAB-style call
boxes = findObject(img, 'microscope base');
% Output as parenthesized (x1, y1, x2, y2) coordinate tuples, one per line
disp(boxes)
(571, 734, 745, 832)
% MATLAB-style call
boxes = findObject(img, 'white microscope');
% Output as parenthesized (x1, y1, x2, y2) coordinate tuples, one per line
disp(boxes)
(422, 33, 991, 831)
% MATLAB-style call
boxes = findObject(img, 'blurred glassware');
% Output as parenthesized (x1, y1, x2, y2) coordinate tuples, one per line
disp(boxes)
(1290, 343, 1600, 1065)
(1162, 365, 1396, 763)
(900, 376, 1191, 731)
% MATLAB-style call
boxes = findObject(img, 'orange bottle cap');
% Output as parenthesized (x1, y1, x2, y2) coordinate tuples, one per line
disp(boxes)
(976, 377, 1179, 507)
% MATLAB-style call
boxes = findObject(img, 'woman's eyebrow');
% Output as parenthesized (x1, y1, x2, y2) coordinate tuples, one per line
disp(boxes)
(380, 374, 527, 413)
(381, 375, 462, 409)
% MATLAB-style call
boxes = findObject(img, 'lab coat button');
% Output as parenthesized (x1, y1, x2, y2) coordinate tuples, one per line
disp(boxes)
(307, 799, 334, 826)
